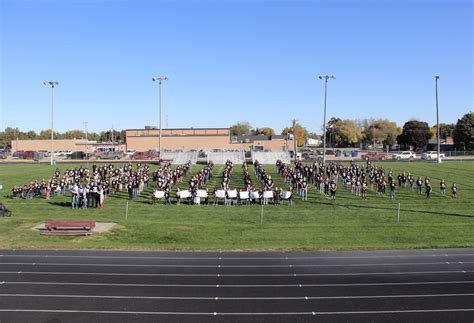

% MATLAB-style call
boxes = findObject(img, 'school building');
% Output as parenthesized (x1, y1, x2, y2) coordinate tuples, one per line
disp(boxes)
(11, 127, 293, 153)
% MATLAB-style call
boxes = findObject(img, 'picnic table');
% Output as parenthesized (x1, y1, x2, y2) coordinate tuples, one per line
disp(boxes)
(41, 220, 96, 236)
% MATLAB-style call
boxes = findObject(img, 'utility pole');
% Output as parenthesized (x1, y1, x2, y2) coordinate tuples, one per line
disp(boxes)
(292, 119, 298, 164)
(43, 81, 59, 165)
(152, 77, 168, 154)
(435, 76, 441, 163)
(318, 75, 336, 164)
(372, 121, 376, 149)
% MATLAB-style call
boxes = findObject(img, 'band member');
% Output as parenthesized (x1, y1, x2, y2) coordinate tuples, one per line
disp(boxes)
(451, 183, 457, 198)
(329, 180, 337, 200)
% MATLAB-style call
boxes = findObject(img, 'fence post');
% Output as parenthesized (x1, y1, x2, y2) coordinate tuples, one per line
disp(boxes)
(125, 202, 129, 220)
(260, 203, 264, 225)
(397, 203, 400, 223)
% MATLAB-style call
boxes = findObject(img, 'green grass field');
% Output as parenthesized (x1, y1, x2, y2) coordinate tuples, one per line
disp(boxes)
(0, 161, 473, 251)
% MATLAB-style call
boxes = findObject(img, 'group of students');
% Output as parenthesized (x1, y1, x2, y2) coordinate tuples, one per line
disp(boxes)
(11, 163, 157, 209)
(11, 159, 459, 209)
(275, 159, 459, 201)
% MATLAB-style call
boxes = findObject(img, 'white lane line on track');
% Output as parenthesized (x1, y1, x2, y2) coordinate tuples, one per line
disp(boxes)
(0, 308, 473, 315)
(1, 261, 473, 268)
(0, 293, 473, 300)
(3, 280, 474, 288)
(1, 253, 473, 260)
(0, 270, 473, 277)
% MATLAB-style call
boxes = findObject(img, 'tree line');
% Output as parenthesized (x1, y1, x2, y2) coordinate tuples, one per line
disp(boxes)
(1, 112, 471, 150)
(230, 112, 473, 150)
(0, 128, 126, 149)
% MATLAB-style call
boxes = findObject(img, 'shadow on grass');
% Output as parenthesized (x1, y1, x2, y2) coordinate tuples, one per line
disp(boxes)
(317, 200, 474, 219)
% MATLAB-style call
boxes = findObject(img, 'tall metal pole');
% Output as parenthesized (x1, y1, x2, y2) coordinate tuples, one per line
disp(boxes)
(159, 80, 163, 154)
(44, 81, 58, 165)
(319, 75, 335, 164)
(153, 77, 168, 154)
(435, 76, 441, 163)
(84, 121, 89, 166)
(292, 119, 298, 164)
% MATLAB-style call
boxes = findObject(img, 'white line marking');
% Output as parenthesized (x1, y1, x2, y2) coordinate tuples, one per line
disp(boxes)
(0, 308, 472, 315)
(1, 261, 472, 268)
(0, 293, 472, 300)
(1, 253, 473, 260)
(2, 280, 474, 288)
(0, 270, 473, 277)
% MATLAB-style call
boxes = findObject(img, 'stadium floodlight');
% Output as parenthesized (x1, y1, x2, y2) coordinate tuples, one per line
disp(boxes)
(43, 81, 59, 165)
(318, 75, 336, 164)
(435, 76, 441, 163)
(152, 77, 168, 154)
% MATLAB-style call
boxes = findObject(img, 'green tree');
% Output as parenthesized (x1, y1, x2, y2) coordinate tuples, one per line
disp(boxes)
(60, 130, 86, 139)
(397, 120, 432, 149)
(439, 123, 456, 139)
(230, 122, 252, 136)
(99, 129, 126, 143)
(39, 129, 60, 140)
(453, 112, 474, 150)
(362, 119, 400, 147)
(0, 127, 20, 149)
(332, 119, 363, 147)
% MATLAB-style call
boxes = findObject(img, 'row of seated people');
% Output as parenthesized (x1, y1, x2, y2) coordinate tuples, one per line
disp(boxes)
(153, 187, 293, 205)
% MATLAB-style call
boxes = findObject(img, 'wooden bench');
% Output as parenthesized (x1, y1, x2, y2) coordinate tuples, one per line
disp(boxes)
(41, 220, 96, 236)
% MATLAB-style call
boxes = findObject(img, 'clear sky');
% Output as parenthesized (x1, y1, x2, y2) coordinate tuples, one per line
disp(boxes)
(0, 0, 472, 134)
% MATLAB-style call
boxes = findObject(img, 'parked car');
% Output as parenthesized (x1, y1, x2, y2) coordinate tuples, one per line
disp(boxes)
(421, 151, 446, 160)
(67, 151, 88, 160)
(126, 150, 136, 157)
(12, 151, 24, 158)
(361, 151, 391, 161)
(98, 151, 125, 160)
(131, 150, 160, 160)
(392, 151, 417, 160)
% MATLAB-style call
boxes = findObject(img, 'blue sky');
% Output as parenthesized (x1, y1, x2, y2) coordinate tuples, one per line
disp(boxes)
(0, 0, 472, 134)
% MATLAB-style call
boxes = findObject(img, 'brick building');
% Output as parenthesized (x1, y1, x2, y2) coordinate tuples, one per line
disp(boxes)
(11, 127, 293, 153)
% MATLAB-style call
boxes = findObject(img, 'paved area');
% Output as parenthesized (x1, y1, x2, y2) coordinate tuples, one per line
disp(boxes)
(33, 222, 117, 233)
(0, 248, 473, 322)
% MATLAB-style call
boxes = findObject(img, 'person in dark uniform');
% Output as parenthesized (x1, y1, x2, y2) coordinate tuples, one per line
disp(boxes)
(425, 182, 432, 198)
(440, 179, 446, 195)
(329, 180, 337, 200)
(389, 180, 396, 200)
(416, 177, 423, 195)
(361, 181, 368, 200)
(451, 183, 457, 198)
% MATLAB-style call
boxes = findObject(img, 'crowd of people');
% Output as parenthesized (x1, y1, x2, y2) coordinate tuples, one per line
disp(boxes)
(276, 159, 459, 201)
(12, 163, 154, 209)
(11, 159, 459, 208)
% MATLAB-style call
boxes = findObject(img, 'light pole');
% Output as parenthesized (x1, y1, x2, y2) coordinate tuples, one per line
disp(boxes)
(318, 75, 336, 164)
(84, 121, 89, 165)
(152, 76, 168, 155)
(291, 119, 298, 164)
(44, 81, 59, 165)
(435, 76, 441, 163)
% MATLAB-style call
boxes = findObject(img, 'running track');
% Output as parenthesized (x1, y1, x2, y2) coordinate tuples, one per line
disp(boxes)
(0, 248, 473, 322)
